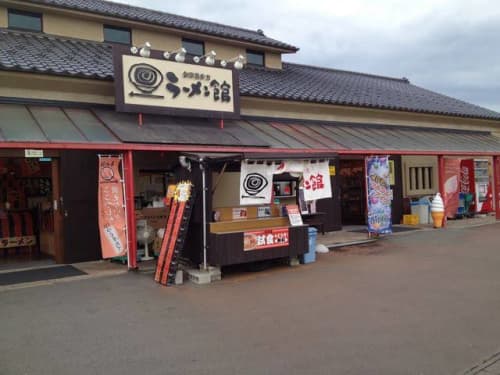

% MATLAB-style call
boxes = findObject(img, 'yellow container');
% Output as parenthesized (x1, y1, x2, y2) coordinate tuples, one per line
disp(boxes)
(403, 214, 419, 225)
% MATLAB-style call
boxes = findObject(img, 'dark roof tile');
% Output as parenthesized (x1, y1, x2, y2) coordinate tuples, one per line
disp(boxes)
(23, 0, 298, 51)
(1, 29, 499, 121)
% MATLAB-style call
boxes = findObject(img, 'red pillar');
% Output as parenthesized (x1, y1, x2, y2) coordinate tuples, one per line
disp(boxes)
(494, 156, 500, 220)
(124, 150, 138, 270)
(437, 155, 446, 226)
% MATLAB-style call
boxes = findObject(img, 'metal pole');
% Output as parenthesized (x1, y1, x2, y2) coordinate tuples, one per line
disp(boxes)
(200, 158, 208, 270)
(124, 150, 138, 270)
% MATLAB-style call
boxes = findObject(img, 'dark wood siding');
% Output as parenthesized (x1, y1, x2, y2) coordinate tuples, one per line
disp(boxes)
(60, 150, 101, 263)
(315, 157, 341, 231)
(390, 155, 404, 224)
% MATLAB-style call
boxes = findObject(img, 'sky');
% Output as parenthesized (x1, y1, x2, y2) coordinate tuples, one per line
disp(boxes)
(125, 0, 500, 112)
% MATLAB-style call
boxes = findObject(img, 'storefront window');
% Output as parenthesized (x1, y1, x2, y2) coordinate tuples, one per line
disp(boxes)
(8, 9, 42, 32)
(104, 25, 131, 45)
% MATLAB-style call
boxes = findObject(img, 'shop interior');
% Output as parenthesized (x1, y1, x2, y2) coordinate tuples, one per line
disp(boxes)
(133, 151, 180, 259)
(0, 156, 56, 269)
(339, 158, 366, 225)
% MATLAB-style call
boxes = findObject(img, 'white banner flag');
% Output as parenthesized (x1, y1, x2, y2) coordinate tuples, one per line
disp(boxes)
(302, 161, 332, 201)
(240, 161, 274, 205)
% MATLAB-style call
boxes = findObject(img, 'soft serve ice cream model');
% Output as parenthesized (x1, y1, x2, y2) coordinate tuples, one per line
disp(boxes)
(430, 193, 445, 228)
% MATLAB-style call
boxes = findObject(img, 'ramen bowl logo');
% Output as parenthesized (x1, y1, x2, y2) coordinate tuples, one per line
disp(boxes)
(128, 63, 163, 93)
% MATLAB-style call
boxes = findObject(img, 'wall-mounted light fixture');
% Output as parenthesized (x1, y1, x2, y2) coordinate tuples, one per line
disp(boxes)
(130, 42, 152, 58)
(220, 54, 245, 70)
(163, 47, 187, 63)
(193, 50, 217, 66)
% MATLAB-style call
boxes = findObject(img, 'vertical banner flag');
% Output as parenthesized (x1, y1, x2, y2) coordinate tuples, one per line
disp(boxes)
(366, 156, 392, 234)
(240, 161, 274, 205)
(444, 158, 461, 219)
(98, 156, 128, 259)
(302, 161, 332, 201)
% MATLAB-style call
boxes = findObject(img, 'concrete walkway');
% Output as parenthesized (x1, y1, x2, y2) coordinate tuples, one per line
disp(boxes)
(1, 222, 500, 374)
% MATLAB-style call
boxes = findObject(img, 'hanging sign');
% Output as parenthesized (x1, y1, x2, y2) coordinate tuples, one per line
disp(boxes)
(243, 227, 289, 251)
(98, 155, 128, 259)
(365, 156, 392, 234)
(302, 161, 332, 201)
(240, 161, 275, 205)
(113, 45, 239, 118)
(24, 149, 44, 158)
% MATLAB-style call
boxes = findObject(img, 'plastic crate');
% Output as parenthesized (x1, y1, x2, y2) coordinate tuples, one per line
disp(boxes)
(403, 214, 419, 225)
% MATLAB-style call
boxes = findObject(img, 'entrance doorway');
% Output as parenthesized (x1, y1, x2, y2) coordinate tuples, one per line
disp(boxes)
(0, 156, 58, 270)
(339, 159, 366, 225)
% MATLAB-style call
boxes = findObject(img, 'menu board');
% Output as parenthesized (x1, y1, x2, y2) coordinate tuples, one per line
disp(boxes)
(286, 204, 303, 226)
(243, 228, 289, 251)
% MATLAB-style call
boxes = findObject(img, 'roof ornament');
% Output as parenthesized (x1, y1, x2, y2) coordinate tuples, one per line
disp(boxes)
(130, 42, 151, 58)
(220, 54, 246, 70)
(193, 50, 217, 66)
(163, 47, 187, 63)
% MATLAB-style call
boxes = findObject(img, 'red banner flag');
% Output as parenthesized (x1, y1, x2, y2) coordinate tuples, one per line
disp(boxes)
(444, 158, 461, 219)
(98, 156, 128, 259)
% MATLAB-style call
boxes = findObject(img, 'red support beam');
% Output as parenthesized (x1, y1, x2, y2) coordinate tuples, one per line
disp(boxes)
(123, 150, 138, 270)
(437, 155, 447, 227)
(1, 141, 500, 157)
(494, 155, 500, 220)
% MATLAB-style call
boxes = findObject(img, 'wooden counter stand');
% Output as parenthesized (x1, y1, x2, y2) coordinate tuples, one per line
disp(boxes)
(208, 225, 309, 266)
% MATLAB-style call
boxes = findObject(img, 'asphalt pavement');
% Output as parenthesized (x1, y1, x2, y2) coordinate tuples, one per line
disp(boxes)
(1, 222, 500, 375)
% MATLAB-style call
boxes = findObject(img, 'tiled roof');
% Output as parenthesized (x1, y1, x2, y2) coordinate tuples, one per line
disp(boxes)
(1, 29, 499, 121)
(22, 0, 298, 51)
(239, 64, 500, 120)
(0, 29, 113, 79)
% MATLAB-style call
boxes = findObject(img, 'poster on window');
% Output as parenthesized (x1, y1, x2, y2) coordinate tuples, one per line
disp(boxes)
(98, 155, 128, 259)
(365, 156, 392, 234)
(240, 161, 274, 205)
(302, 161, 332, 201)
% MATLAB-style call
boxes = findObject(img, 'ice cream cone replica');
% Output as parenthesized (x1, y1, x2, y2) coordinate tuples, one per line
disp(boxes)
(430, 193, 445, 228)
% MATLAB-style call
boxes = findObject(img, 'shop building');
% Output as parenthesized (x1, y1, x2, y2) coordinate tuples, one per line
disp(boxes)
(0, 0, 500, 272)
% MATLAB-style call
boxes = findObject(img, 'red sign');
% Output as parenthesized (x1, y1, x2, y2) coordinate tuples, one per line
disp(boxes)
(243, 228, 289, 251)
(98, 156, 128, 259)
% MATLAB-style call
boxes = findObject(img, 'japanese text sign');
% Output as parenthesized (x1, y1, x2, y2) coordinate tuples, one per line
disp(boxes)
(243, 228, 289, 251)
(302, 161, 332, 201)
(98, 155, 128, 259)
(113, 46, 239, 118)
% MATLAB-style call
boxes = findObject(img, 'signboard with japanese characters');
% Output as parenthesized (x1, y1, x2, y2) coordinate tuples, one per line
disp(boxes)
(243, 228, 289, 251)
(302, 161, 332, 201)
(113, 46, 240, 118)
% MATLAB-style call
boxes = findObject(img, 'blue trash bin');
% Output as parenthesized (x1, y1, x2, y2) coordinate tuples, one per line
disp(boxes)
(301, 226, 318, 264)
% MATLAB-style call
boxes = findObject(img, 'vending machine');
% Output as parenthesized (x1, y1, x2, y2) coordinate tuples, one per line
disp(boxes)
(474, 159, 493, 213)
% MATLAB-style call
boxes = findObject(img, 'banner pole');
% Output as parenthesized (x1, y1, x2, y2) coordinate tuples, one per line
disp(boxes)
(124, 150, 138, 270)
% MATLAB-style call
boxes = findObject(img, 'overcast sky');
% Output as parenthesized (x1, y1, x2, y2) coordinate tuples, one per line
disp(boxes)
(126, 0, 500, 112)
